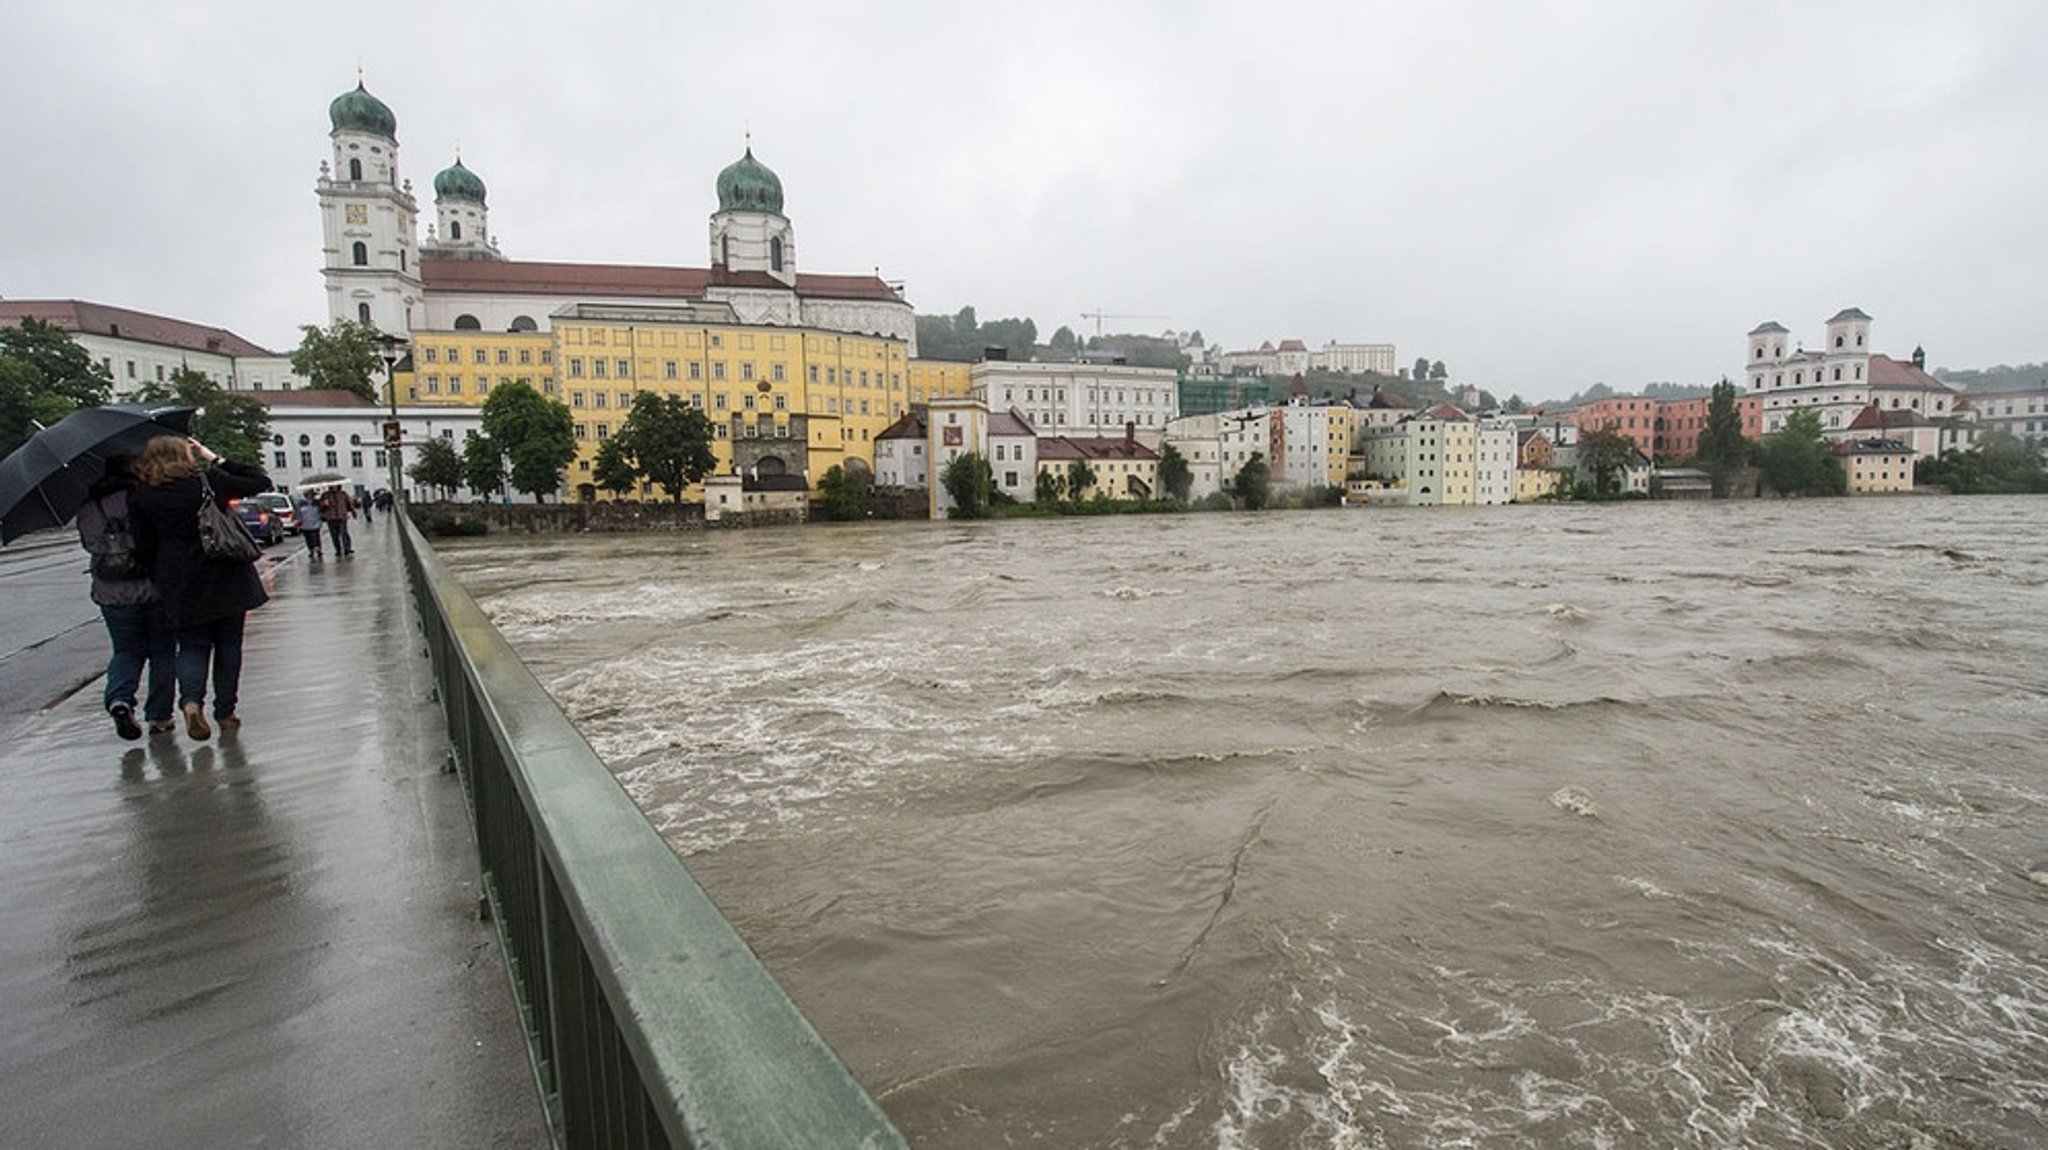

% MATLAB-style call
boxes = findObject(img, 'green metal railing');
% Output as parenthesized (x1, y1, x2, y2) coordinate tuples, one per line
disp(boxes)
(397, 512, 906, 1150)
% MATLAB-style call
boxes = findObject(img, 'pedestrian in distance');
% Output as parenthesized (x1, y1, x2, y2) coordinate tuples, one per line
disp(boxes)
(75, 456, 177, 740)
(374, 489, 393, 515)
(293, 491, 325, 559)
(319, 484, 356, 556)
(127, 436, 273, 741)
(360, 488, 373, 526)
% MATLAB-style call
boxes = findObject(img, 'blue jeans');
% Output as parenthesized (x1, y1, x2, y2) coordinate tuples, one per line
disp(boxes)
(326, 519, 352, 553)
(176, 614, 248, 720)
(102, 602, 176, 722)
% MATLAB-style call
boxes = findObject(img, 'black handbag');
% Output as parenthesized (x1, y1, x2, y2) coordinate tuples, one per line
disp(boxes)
(196, 471, 261, 563)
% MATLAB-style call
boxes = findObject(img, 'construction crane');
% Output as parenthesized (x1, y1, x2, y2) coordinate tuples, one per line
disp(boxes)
(1080, 310, 1167, 338)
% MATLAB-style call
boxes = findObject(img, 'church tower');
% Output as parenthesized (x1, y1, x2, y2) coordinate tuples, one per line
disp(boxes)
(709, 145, 795, 287)
(422, 154, 501, 261)
(316, 80, 421, 334)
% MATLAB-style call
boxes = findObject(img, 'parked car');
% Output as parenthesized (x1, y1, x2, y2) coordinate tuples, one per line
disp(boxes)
(254, 492, 298, 532)
(233, 499, 285, 546)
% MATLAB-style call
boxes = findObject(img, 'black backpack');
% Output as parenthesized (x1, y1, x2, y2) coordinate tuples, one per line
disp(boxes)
(85, 496, 145, 581)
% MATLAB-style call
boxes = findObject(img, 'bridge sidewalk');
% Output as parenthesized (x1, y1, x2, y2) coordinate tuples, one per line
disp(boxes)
(0, 518, 550, 1149)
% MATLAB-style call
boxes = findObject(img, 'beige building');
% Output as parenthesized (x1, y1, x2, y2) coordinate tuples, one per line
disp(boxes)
(1833, 437, 1914, 494)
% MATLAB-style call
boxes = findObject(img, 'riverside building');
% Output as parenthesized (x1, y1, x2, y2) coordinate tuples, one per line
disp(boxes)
(1743, 309, 1959, 443)
(315, 79, 972, 499)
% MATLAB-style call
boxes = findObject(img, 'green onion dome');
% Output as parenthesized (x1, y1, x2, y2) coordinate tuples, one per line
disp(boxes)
(716, 147, 784, 214)
(328, 81, 397, 138)
(433, 157, 487, 205)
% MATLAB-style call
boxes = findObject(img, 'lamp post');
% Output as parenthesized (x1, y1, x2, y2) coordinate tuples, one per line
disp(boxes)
(376, 333, 408, 504)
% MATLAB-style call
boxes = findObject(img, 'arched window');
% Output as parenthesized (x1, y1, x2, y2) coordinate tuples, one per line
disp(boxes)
(509, 315, 537, 332)
(770, 237, 784, 272)
(454, 314, 482, 331)
(450, 221, 462, 240)
(348, 158, 362, 180)
(358, 302, 371, 323)
(351, 241, 368, 266)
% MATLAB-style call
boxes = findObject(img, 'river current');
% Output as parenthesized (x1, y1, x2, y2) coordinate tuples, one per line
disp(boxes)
(442, 497, 2048, 1149)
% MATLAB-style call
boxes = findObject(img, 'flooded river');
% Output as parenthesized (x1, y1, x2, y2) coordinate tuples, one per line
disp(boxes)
(442, 497, 2048, 1148)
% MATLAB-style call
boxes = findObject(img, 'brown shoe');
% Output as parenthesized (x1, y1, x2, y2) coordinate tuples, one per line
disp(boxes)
(183, 703, 212, 741)
(218, 715, 242, 733)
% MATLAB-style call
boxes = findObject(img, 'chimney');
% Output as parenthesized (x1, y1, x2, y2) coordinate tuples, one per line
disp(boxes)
(1125, 420, 1135, 446)
(982, 345, 1008, 362)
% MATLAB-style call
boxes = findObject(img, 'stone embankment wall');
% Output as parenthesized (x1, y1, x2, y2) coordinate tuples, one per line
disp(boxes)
(409, 501, 803, 534)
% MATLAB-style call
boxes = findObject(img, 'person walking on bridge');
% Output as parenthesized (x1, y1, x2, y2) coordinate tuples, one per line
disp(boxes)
(319, 485, 356, 557)
(128, 436, 272, 740)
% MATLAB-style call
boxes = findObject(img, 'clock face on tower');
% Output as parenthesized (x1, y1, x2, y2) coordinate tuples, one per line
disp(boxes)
(345, 204, 368, 225)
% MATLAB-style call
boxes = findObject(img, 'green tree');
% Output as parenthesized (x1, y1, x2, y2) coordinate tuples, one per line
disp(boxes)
(1504, 394, 1528, 413)
(1916, 430, 2047, 494)
(1577, 428, 1635, 498)
(1157, 443, 1194, 504)
(608, 392, 718, 501)
(815, 464, 871, 520)
(407, 435, 465, 499)
(479, 381, 575, 502)
(1065, 458, 1099, 502)
(135, 367, 271, 465)
(591, 437, 638, 497)
(1233, 452, 1271, 510)
(1048, 326, 1078, 357)
(1757, 408, 1845, 497)
(1430, 360, 1448, 380)
(939, 451, 994, 519)
(1412, 356, 1430, 382)
(1034, 468, 1064, 505)
(1695, 377, 1747, 497)
(1, 318, 114, 457)
(462, 433, 506, 500)
(288, 319, 386, 401)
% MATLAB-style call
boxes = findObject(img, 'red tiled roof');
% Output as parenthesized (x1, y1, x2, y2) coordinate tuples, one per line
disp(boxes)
(988, 409, 1037, 437)
(0, 299, 275, 357)
(1867, 354, 1952, 392)
(874, 410, 926, 440)
(418, 260, 903, 302)
(1276, 339, 1308, 352)
(1036, 435, 1159, 462)
(1846, 403, 1937, 431)
(250, 389, 378, 408)
(1419, 402, 1468, 421)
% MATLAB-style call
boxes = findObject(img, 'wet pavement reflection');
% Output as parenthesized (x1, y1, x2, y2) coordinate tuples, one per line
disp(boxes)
(0, 521, 547, 1149)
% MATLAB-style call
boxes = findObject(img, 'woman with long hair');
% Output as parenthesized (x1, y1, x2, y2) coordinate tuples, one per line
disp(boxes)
(128, 435, 273, 740)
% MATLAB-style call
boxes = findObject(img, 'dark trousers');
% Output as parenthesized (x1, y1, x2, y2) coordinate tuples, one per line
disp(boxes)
(102, 602, 176, 722)
(302, 527, 324, 554)
(326, 518, 352, 554)
(176, 613, 248, 719)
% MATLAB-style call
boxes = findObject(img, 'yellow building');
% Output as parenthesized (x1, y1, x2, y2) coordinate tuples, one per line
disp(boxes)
(1325, 406, 1360, 488)
(539, 304, 913, 499)
(407, 330, 556, 404)
(909, 360, 972, 405)
(1834, 437, 1914, 494)
(1515, 468, 1565, 502)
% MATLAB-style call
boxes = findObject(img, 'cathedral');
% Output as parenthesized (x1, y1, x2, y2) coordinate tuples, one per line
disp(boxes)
(315, 79, 965, 497)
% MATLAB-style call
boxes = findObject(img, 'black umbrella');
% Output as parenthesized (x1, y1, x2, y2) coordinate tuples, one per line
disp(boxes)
(0, 403, 197, 544)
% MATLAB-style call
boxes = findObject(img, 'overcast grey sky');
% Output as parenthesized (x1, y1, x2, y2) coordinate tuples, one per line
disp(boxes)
(5, 1, 2043, 400)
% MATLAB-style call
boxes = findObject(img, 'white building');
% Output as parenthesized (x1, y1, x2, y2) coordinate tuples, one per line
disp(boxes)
(986, 409, 1040, 502)
(1276, 401, 1340, 489)
(254, 389, 483, 501)
(0, 299, 301, 398)
(316, 81, 915, 352)
(872, 409, 929, 489)
(1474, 420, 1519, 506)
(1744, 309, 1959, 439)
(923, 397, 989, 518)
(968, 360, 1177, 444)
(1311, 341, 1397, 376)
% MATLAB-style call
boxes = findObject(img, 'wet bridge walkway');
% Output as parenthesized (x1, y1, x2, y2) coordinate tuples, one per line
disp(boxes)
(0, 519, 549, 1148)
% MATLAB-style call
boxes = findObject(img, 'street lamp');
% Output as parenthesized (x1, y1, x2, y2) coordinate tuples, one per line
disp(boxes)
(376, 333, 408, 502)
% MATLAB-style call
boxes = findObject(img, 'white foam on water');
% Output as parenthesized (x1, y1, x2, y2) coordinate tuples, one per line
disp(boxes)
(1548, 786, 1602, 818)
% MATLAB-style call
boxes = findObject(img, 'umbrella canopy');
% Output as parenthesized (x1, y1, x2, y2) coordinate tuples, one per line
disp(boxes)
(0, 404, 196, 544)
(295, 471, 350, 489)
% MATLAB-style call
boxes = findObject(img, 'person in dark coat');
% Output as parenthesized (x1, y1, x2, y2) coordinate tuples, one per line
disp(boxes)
(128, 436, 272, 740)
(75, 458, 177, 739)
